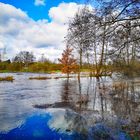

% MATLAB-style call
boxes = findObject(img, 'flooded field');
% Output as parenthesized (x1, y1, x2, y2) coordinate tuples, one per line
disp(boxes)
(0, 73, 140, 139)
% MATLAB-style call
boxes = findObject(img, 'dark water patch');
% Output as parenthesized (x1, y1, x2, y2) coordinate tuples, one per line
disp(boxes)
(33, 102, 76, 110)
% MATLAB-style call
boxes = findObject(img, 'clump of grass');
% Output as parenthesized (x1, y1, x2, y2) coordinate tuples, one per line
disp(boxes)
(29, 76, 52, 80)
(54, 77, 59, 79)
(0, 76, 14, 82)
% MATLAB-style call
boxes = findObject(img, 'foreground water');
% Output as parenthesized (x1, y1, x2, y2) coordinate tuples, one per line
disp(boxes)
(0, 73, 140, 139)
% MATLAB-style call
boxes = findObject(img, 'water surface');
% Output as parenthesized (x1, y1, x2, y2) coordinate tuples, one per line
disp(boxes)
(0, 73, 140, 139)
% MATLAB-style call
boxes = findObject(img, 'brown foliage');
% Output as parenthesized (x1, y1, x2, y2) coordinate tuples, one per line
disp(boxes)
(58, 46, 78, 76)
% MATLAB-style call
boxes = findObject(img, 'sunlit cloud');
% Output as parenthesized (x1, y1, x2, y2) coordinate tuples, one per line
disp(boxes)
(34, 0, 46, 6)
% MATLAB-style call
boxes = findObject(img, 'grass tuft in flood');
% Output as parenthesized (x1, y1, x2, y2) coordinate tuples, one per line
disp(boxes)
(0, 76, 14, 82)
(29, 77, 52, 80)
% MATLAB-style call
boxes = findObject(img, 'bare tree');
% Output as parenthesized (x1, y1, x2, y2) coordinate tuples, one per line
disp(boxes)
(66, 0, 140, 77)
(66, 7, 93, 75)
(13, 51, 35, 67)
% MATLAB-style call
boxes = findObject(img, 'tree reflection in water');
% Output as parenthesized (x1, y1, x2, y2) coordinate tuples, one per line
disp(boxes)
(33, 77, 140, 138)
(60, 78, 140, 134)
(110, 80, 140, 132)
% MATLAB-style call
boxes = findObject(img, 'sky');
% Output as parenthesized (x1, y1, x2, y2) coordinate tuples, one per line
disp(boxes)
(0, 0, 88, 61)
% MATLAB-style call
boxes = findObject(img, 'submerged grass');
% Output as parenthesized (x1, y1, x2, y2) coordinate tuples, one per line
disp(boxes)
(29, 77, 52, 80)
(0, 76, 14, 82)
(28, 74, 111, 80)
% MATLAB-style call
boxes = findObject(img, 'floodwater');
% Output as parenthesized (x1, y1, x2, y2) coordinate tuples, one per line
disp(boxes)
(0, 73, 140, 140)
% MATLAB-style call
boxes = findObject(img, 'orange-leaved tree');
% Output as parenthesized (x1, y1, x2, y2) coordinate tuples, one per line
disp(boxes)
(58, 46, 77, 78)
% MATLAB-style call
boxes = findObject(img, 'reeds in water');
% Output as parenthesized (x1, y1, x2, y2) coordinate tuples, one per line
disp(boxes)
(0, 76, 14, 82)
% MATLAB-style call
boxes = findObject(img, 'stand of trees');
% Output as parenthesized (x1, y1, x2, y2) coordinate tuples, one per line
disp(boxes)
(0, 50, 87, 73)
(0, 51, 62, 73)
(66, 0, 140, 77)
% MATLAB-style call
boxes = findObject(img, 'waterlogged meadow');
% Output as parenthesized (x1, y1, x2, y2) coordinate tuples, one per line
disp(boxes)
(0, 73, 140, 140)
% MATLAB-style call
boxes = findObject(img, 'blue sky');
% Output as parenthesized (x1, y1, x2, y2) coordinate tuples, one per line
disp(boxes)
(0, 0, 82, 21)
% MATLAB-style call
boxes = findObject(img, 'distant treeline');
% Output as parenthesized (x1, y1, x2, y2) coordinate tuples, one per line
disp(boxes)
(0, 51, 88, 73)
(0, 51, 61, 73)
(0, 61, 62, 73)
(1, 50, 140, 77)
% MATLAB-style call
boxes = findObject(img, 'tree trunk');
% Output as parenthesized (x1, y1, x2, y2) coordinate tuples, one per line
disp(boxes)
(79, 48, 83, 69)
(97, 24, 106, 77)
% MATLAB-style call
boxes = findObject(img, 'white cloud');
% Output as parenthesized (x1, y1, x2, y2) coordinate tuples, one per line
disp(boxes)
(34, 0, 46, 6)
(0, 2, 85, 61)
(49, 2, 83, 24)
